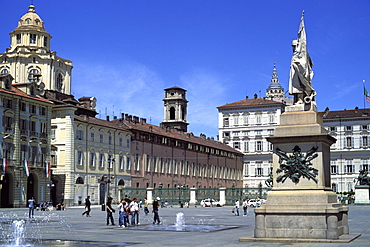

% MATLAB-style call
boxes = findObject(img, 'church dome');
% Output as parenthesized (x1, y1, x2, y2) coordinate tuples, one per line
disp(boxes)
(16, 5, 45, 31)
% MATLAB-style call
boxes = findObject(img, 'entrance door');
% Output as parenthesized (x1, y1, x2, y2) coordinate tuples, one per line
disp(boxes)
(0, 173, 12, 207)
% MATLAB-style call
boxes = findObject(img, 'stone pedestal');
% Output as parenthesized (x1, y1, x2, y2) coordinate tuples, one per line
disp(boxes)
(243, 110, 351, 242)
(354, 185, 370, 204)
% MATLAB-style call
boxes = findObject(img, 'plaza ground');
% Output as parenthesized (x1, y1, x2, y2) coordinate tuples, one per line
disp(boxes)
(1, 204, 369, 246)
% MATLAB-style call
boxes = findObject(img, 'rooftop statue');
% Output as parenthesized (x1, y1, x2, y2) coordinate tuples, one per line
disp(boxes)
(289, 11, 316, 106)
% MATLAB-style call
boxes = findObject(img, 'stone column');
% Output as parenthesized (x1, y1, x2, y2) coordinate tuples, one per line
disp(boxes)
(147, 187, 154, 204)
(189, 187, 197, 205)
(219, 187, 226, 206)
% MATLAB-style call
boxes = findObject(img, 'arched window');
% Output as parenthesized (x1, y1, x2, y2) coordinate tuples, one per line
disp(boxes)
(118, 179, 125, 186)
(56, 73, 63, 91)
(1, 69, 9, 75)
(76, 177, 84, 184)
(170, 107, 175, 120)
(28, 69, 40, 82)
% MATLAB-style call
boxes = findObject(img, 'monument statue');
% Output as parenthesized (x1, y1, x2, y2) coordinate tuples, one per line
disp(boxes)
(289, 11, 316, 105)
(357, 169, 370, 185)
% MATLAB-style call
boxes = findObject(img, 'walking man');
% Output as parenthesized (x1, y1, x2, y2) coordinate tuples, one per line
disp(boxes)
(130, 198, 140, 225)
(82, 196, 91, 217)
(152, 197, 161, 224)
(28, 196, 36, 218)
(106, 197, 115, 226)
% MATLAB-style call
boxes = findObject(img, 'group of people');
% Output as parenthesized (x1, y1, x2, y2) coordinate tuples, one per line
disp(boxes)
(28, 197, 57, 218)
(233, 199, 249, 216)
(82, 195, 162, 228)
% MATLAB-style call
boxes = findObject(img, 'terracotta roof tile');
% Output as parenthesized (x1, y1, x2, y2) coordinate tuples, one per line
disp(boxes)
(321, 108, 370, 120)
(0, 86, 53, 104)
(111, 118, 243, 155)
(217, 98, 284, 109)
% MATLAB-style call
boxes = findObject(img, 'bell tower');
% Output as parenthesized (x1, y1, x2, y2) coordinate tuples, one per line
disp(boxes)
(0, 5, 73, 94)
(161, 86, 188, 132)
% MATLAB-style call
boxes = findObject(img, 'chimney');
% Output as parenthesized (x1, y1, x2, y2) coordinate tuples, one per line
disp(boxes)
(254, 93, 258, 99)
(125, 114, 129, 120)
(121, 113, 125, 120)
(133, 116, 139, 123)
(106, 116, 110, 121)
(127, 115, 132, 121)
(114, 116, 117, 120)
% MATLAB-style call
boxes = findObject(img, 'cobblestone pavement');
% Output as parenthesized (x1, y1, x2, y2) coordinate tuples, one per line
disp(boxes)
(0, 204, 369, 246)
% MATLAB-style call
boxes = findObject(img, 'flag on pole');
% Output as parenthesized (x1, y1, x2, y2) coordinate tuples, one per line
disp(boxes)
(365, 86, 370, 103)
(23, 160, 30, 177)
(46, 162, 51, 178)
(2, 158, 8, 174)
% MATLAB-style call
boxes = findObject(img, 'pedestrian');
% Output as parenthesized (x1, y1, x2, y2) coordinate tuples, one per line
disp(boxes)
(234, 199, 240, 216)
(152, 197, 161, 224)
(82, 196, 91, 217)
(242, 198, 248, 216)
(106, 197, 115, 226)
(143, 198, 149, 215)
(117, 199, 126, 228)
(123, 198, 130, 227)
(130, 198, 140, 225)
(28, 197, 36, 218)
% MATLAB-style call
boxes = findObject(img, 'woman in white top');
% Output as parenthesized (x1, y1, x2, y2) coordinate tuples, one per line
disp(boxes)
(242, 198, 248, 216)
(234, 199, 240, 216)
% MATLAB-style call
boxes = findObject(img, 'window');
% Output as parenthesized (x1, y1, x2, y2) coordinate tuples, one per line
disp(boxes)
(361, 136, 368, 147)
(108, 135, 112, 145)
(170, 107, 175, 120)
(20, 119, 28, 135)
(28, 69, 41, 83)
(360, 160, 369, 172)
(40, 107, 46, 116)
(134, 154, 140, 171)
(119, 156, 124, 170)
(344, 160, 354, 174)
(40, 122, 47, 138)
(345, 137, 353, 148)
(223, 118, 229, 127)
(362, 125, 368, 130)
(330, 160, 338, 174)
(269, 114, 275, 123)
(255, 163, 263, 176)
(126, 156, 131, 170)
(99, 153, 104, 168)
(233, 116, 239, 126)
(160, 158, 165, 173)
(30, 34, 36, 44)
(17, 34, 21, 44)
(100, 134, 104, 143)
(77, 150, 84, 166)
(332, 183, 337, 192)
(4, 98, 13, 109)
(56, 73, 63, 91)
(244, 142, 249, 152)
(255, 130, 262, 136)
(119, 137, 123, 146)
(256, 114, 262, 124)
(146, 155, 151, 172)
(233, 142, 240, 150)
(167, 159, 172, 174)
(90, 132, 95, 142)
(329, 126, 336, 132)
(43, 36, 48, 47)
(76, 129, 84, 140)
(89, 152, 96, 167)
(256, 141, 263, 152)
(30, 121, 37, 137)
(126, 139, 130, 148)
(345, 126, 352, 131)
(173, 160, 178, 174)
(243, 115, 248, 125)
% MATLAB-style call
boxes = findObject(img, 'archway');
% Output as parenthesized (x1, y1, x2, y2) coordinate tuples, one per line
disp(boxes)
(1, 173, 13, 208)
(27, 173, 38, 205)
(50, 176, 63, 207)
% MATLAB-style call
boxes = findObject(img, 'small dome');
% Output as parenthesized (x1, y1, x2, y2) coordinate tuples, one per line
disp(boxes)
(16, 5, 45, 31)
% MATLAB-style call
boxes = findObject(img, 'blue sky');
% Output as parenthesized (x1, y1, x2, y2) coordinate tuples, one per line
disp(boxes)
(2, 1, 370, 138)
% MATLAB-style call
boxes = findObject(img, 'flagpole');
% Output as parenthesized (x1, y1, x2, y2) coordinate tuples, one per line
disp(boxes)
(363, 80, 366, 109)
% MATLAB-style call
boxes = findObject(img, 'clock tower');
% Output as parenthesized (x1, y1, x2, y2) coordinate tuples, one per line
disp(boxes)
(161, 86, 189, 132)
(0, 5, 72, 94)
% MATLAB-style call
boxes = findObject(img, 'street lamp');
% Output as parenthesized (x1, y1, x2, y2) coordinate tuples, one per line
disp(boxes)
(107, 156, 115, 197)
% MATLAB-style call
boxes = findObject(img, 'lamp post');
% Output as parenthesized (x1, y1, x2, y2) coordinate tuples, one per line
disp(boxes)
(107, 156, 115, 197)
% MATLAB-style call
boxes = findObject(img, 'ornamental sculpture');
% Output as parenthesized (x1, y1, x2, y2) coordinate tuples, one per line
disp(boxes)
(275, 145, 319, 184)
(357, 169, 370, 185)
(289, 11, 316, 105)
